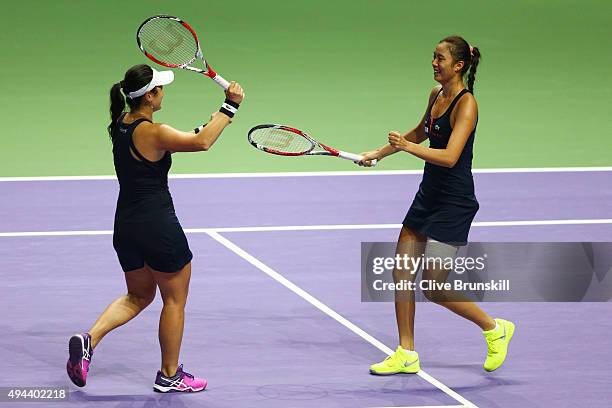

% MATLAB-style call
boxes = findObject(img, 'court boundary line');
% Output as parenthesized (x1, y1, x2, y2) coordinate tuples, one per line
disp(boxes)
(1, 218, 611, 238)
(206, 230, 478, 408)
(371, 406, 465, 408)
(0, 166, 611, 182)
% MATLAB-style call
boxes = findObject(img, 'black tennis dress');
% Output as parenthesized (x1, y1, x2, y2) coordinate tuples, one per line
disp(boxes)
(110, 114, 192, 273)
(402, 88, 479, 245)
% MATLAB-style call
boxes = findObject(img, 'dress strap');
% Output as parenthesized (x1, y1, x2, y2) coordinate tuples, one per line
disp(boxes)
(428, 88, 444, 116)
(127, 118, 153, 163)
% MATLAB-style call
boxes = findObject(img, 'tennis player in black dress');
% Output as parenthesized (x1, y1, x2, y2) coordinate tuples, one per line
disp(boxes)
(66, 64, 244, 392)
(360, 36, 515, 375)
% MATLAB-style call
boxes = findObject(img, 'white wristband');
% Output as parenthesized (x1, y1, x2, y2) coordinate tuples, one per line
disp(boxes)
(221, 102, 238, 114)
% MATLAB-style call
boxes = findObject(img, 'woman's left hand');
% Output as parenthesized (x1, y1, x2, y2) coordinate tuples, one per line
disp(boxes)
(388, 131, 410, 151)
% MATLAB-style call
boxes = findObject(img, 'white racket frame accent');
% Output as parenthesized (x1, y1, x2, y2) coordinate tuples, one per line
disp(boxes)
(137, 15, 230, 90)
(248, 124, 377, 166)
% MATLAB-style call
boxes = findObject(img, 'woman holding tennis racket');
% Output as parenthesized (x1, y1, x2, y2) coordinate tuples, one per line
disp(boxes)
(360, 36, 515, 375)
(66, 63, 244, 393)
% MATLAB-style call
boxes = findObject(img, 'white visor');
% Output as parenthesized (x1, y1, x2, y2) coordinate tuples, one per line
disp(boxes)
(127, 68, 174, 99)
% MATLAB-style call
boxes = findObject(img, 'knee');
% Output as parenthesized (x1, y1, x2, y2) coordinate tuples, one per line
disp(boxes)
(392, 268, 414, 283)
(128, 289, 156, 309)
(161, 293, 188, 309)
(422, 288, 446, 303)
(422, 289, 436, 302)
(399, 226, 427, 242)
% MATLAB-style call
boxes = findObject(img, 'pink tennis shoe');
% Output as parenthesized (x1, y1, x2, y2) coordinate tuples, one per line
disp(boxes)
(153, 364, 207, 393)
(66, 333, 93, 387)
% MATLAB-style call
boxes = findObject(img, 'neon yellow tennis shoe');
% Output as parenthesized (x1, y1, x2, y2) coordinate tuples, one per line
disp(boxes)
(370, 347, 420, 375)
(483, 318, 515, 372)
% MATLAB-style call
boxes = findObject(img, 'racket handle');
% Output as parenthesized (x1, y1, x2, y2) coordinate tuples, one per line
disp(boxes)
(211, 73, 230, 90)
(338, 151, 378, 167)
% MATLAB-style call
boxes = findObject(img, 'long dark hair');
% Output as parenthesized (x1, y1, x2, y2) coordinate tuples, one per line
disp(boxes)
(108, 64, 159, 135)
(439, 36, 481, 92)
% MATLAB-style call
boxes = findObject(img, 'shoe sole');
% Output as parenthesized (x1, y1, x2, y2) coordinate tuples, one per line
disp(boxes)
(485, 321, 515, 372)
(369, 364, 420, 376)
(369, 369, 420, 376)
(153, 384, 206, 393)
(67, 334, 86, 387)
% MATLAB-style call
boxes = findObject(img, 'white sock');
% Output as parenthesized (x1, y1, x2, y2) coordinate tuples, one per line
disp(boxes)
(400, 346, 417, 356)
(484, 321, 499, 333)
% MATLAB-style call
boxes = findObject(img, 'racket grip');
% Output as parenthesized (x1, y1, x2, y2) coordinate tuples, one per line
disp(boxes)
(338, 151, 378, 167)
(211, 74, 230, 90)
(338, 151, 363, 162)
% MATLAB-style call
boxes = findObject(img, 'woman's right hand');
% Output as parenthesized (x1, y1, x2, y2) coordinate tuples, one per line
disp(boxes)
(357, 150, 379, 167)
(225, 81, 244, 105)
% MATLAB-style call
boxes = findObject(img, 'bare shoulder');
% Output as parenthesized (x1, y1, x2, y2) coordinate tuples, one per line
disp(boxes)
(133, 122, 172, 146)
(451, 92, 478, 129)
(130, 120, 155, 136)
(138, 122, 165, 136)
(429, 85, 443, 101)
(457, 91, 478, 114)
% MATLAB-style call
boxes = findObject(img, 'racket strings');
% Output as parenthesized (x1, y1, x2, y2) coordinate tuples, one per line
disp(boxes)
(138, 18, 198, 66)
(250, 128, 314, 154)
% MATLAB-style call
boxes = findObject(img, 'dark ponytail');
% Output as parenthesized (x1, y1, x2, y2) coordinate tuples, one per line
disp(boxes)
(467, 46, 480, 93)
(107, 64, 154, 136)
(439, 35, 482, 92)
(109, 82, 125, 133)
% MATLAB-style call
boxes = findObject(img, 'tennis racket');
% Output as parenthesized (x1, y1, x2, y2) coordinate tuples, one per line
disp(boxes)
(248, 124, 377, 165)
(136, 15, 230, 89)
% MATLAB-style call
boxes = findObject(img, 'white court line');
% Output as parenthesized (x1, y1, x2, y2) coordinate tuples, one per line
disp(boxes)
(371, 406, 465, 408)
(206, 230, 478, 408)
(212, 218, 612, 233)
(0, 230, 114, 237)
(0, 166, 611, 181)
(1, 218, 611, 237)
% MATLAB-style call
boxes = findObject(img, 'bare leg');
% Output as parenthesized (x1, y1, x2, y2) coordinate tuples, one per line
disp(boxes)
(422, 263, 495, 331)
(437, 300, 495, 330)
(394, 227, 427, 350)
(88, 267, 156, 349)
(152, 262, 191, 377)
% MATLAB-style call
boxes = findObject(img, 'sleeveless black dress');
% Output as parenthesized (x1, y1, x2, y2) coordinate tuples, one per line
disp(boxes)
(402, 89, 479, 245)
(110, 114, 192, 272)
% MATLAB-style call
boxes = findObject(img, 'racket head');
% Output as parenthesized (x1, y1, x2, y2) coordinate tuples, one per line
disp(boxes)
(247, 124, 317, 156)
(136, 15, 201, 69)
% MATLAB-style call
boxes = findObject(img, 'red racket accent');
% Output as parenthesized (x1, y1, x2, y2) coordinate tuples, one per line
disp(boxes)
(316, 142, 340, 156)
(136, 15, 232, 90)
(261, 148, 307, 156)
(144, 52, 183, 68)
(248, 124, 376, 165)
(204, 63, 217, 78)
(279, 126, 305, 135)
(180, 20, 200, 47)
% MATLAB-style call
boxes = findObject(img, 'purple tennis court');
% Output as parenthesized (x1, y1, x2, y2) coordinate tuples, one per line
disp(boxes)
(1, 170, 611, 407)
